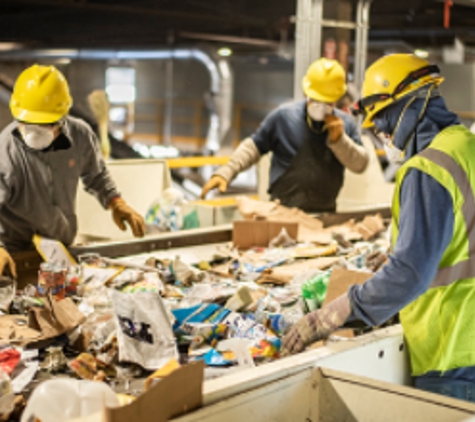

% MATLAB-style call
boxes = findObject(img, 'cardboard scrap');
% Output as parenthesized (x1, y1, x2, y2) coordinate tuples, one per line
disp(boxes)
(257, 257, 340, 285)
(0, 316, 41, 345)
(236, 196, 323, 232)
(292, 245, 338, 259)
(297, 226, 333, 244)
(323, 268, 373, 306)
(355, 214, 385, 241)
(28, 296, 86, 342)
(233, 220, 298, 249)
(145, 358, 181, 390)
(105, 361, 204, 422)
(236, 197, 385, 245)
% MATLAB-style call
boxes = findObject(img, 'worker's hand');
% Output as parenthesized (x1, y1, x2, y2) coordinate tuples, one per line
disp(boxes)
(0, 248, 16, 279)
(324, 114, 344, 143)
(201, 175, 228, 199)
(281, 294, 351, 356)
(109, 197, 146, 237)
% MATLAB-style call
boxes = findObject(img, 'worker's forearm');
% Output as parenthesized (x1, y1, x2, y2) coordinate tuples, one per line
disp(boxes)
(328, 133, 369, 173)
(214, 138, 261, 182)
(348, 171, 454, 326)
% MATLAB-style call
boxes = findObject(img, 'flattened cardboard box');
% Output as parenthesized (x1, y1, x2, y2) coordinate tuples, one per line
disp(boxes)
(233, 220, 299, 249)
(105, 361, 204, 422)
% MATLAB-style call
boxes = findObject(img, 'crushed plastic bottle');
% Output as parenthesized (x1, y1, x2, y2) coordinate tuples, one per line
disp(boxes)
(301, 271, 332, 313)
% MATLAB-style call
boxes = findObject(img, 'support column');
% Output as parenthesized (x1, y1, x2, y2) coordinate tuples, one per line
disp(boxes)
(293, 0, 323, 100)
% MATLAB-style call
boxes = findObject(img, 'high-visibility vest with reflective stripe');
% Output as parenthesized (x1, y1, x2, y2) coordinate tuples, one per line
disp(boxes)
(392, 125, 475, 376)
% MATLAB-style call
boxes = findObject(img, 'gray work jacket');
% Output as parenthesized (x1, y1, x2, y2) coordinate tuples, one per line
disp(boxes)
(0, 116, 120, 252)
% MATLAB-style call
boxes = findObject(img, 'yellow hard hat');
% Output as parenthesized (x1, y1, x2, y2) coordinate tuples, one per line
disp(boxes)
(302, 58, 347, 103)
(10, 64, 72, 124)
(359, 54, 444, 128)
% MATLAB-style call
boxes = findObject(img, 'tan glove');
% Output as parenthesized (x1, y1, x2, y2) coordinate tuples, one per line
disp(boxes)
(0, 248, 16, 278)
(281, 294, 351, 355)
(201, 175, 228, 199)
(109, 197, 145, 237)
(324, 114, 344, 143)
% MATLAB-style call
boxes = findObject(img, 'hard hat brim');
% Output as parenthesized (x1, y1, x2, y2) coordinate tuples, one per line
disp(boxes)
(11, 107, 66, 124)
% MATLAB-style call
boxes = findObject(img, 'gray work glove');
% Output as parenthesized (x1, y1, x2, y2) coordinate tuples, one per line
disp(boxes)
(281, 294, 351, 355)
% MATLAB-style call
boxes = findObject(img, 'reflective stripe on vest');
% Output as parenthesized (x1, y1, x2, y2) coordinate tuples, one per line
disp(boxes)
(418, 148, 475, 288)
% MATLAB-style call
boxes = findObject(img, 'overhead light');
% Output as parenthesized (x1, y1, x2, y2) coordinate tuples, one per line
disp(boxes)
(217, 47, 232, 57)
(55, 58, 71, 65)
(0, 42, 22, 51)
(414, 49, 429, 59)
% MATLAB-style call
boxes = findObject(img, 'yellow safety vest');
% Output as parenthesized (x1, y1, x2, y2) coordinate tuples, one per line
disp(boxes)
(392, 125, 475, 376)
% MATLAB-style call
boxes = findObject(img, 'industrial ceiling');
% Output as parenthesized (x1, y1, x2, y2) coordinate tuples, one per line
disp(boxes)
(0, 0, 474, 52)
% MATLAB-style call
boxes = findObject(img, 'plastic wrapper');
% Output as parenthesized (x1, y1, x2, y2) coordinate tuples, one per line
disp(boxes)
(301, 271, 332, 312)
(196, 348, 236, 367)
(172, 303, 230, 329)
(41, 347, 67, 373)
(222, 312, 277, 342)
(0, 348, 20, 375)
(21, 379, 119, 422)
(145, 188, 187, 232)
(178, 322, 228, 348)
(69, 353, 115, 381)
(109, 289, 178, 370)
(171, 256, 206, 286)
(178, 283, 235, 309)
(65, 266, 82, 296)
(121, 272, 163, 294)
(250, 338, 281, 359)
(268, 228, 296, 248)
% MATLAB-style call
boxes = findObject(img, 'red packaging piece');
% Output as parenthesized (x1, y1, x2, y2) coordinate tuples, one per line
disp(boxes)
(0, 348, 21, 375)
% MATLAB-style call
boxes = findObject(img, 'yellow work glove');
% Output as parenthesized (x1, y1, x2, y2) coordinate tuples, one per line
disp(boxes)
(0, 248, 16, 278)
(200, 175, 228, 199)
(324, 114, 344, 143)
(109, 197, 146, 238)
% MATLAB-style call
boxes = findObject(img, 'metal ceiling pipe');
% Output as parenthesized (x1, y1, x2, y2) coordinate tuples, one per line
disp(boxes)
(0, 48, 231, 152)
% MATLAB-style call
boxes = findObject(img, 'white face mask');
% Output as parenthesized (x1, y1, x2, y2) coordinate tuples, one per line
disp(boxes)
(307, 101, 333, 122)
(19, 125, 56, 150)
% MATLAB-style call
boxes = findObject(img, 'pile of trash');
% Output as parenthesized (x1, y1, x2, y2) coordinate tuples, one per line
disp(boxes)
(0, 198, 391, 421)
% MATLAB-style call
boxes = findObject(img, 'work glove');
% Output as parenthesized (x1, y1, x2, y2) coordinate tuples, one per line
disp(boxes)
(281, 294, 351, 356)
(324, 114, 344, 143)
(109, 197, 146, 238)
(200, 175, 228, 199)
(0, 248, 17, 279)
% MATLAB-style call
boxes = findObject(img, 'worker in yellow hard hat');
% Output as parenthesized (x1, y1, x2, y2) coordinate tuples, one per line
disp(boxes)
(201, 58, 369, 213)
(0, 64, 145, 277)
(282, 54, 475, 403)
